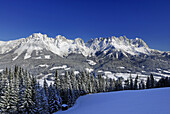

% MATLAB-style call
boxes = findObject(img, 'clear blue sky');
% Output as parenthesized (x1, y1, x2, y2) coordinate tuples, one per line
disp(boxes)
(0, 0, 169, 51)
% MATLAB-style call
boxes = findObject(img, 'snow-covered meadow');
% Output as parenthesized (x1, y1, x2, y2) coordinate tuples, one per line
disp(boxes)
(55, 87, 170, 114)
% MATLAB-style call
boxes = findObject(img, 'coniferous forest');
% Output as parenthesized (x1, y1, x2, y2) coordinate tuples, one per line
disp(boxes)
(0, 66, 170, 114)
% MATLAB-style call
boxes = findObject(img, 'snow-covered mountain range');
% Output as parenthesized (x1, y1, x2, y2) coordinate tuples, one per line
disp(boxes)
(0, 33, 152, 60)
(0, 33, 169, 84)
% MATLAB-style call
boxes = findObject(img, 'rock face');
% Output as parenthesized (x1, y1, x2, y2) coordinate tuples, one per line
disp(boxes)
(0, 33, 169, 80)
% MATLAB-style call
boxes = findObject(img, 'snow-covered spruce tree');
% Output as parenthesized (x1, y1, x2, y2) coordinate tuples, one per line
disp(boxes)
(164, 77, 170, 87)
(43, 78, 49, 97)
(63, 71, 69, 104)
(65, 71, 73, 106)
(17, 67, 25, 113)
(109, 78, 115, 91)
(68, 84, 75, 106)
(13, 66, 20, 113)
(0, 73, 10, 113)
(115, 77, 123, 91)
(124, 79, 130, 90)
(70, 71, 80, 99)
(31, 75, 39, 113)
(54, 70, 61, 96)
(7, 72, 18, 113)
(146, 76, 150, 89)
(0, 72, 3, 112)
(34, 82, 42, 113)
(129, 75, 134, 90)
(156, 77, 167, 87)
(77, 73, 84, 95)
(22, 73, 35, 114)
(102, 76, 106, 92)
(69, 71, 77, 105)
(94, 75, 100, 93)
(88, 74, 93, 93)
(91, 74, 96, 93)
(59, 74, 65, 102)
(150, 74, 155, 88)
(59, 71, 72, 106)
(98, 75, 103, 92)
(134, 75, 139, 90)
(81, 72, 88, 94)
(105, 76, 110, 92)
(140, 79, 145, 89)
(39, 84, 50, 114)
(66, 87, 71, 107)
(48, 84, 61, 113)
(54, 70, 62, 106)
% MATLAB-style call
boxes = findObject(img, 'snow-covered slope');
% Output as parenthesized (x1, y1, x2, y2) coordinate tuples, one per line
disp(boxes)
(55, 88, 170, 114)
(0, 33, 152, 60)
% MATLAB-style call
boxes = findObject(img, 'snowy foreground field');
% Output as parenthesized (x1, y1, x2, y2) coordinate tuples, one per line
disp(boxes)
(55, 88, 170, 114)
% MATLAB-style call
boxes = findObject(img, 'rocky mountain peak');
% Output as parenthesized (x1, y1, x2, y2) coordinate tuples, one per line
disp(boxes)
(74, 38, 85, 46)
(27, 33, 47, 39)
(132, 38, 149, 48)
(55, 35, 66, 40)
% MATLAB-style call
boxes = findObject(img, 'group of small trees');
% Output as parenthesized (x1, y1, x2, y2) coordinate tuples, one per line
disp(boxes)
(0, 66, 170, 113)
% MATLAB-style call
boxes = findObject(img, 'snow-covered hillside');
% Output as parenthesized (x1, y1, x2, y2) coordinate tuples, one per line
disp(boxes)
(55, 88, 170, 114)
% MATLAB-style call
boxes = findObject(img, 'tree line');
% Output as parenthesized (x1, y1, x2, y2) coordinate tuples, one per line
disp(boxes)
(0, 66, 170, 113)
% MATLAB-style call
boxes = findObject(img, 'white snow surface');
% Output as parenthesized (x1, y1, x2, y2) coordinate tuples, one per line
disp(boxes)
(98, 70, 103, 73)
(38, 64, 49, 67)
(0, 33, 152, 60)
(85, 68, 94, 73)
(86, 60, 96, 65)
(117, 66, 125, 69)
(50, 65, 68, 70)
(151, 72, 170, 77)
(45, 55, 51, 59)
(163, 70, 170, 74)
(37, 73, 54, 86)
(0, 69, 3, 72)
(55, 87, 170, 114)
(33, 56, 42, 59)
(74, 71, 80, 75)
